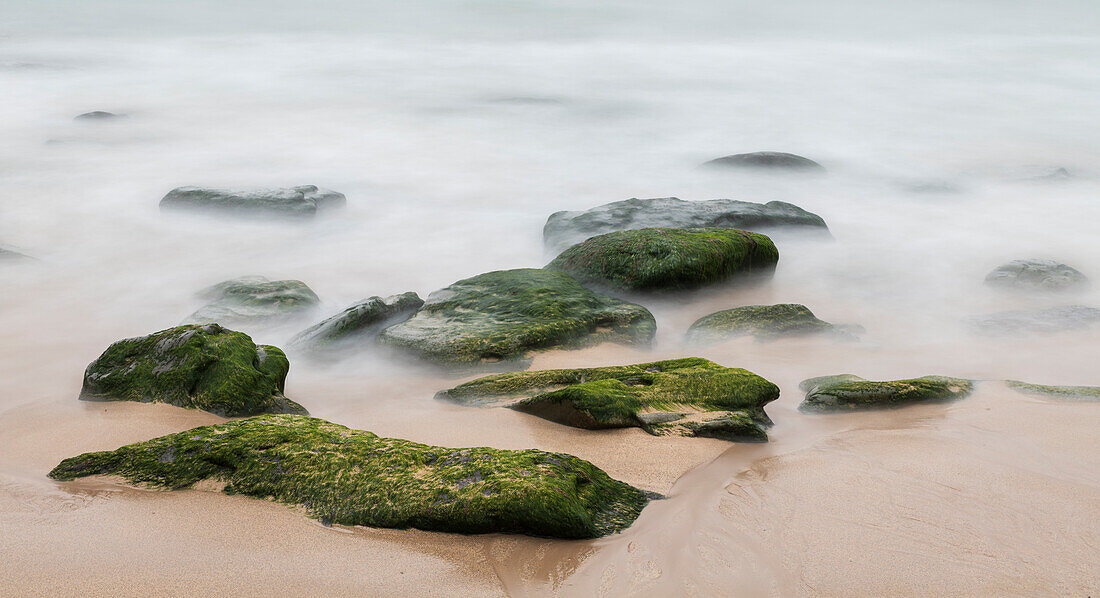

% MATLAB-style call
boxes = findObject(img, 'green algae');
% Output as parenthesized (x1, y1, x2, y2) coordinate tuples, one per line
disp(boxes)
(189, 276, 320, 326)
(1005, 380, 1100, 401)
(378, 269, 656, 366)
(80, 324, 306, 417)
(290, 292, 423, 352)
(545, 227, 779, 293)
(438, 357, 779, 442)
(799, 375, 973, 412)
(686, 304, 837, 343)
(48, 414, 648, 539)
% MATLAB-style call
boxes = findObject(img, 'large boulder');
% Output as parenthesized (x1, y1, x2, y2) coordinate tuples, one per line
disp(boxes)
(188, 276, 320, 326)
(970, 305, 1100, 336)
(1005, 380, 1100, 401)
(984, 259, 1088, 292)
(438, 357, 779, 441)
(80, 324, 306, 417)
(703, 151, 823, 171)
(546, 228, 778, 293)
(687, 304, 856, 343)
(799, 375, 973, 412)
(290, 292, 424, 352)
(48, 414, 648, 539)
(160, 185, 346, 218)
(543, 197, 828, 252)
(378, 269, 655, 366)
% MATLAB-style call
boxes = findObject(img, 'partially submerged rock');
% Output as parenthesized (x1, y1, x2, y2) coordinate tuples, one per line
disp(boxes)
(703, 151, 823, 171)
(543, 197, 828, 252)
(1005, 380, 1100, 401)
(687, 304, 856, 343)
(188, 276, 320, 326)
(546, 228, 778, 293)
(74, 110, 123, 120)
(438, 357, 779, 441)
(984, 259, 1088, 292)
(378, 269, 655, 366)
(799, 375, 973, 411)
(48, 414, 647, 539)
(970, 305, 1100, 336)
(160, 185, 346, 218)
(0, 247, 32, 261)
(80, 324, 306, 417)
(290, 292, 423, 352)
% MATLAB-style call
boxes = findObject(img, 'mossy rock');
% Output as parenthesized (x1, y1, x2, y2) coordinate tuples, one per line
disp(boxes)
(378, 269, 655, 366)
(687, 304, 850, 344)
(545, 228, 779, 293)
(438, 357, 779, 442)
(80, 324, 306, 417)
(160, 185, 346, 218)
(703, 151, 823, 171)
(799, 375, 973, 412)
(188, 276, 320, 326)
(543, 197, 828, 252)
(290, 292, 423, 352)
(48, 414, 648, 539)
(1005, 380, 1100, 401)
(984, 259, 1088, 292)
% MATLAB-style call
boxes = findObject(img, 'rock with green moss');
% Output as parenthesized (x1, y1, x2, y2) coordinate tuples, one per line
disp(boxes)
(80, 324, 306, 416)
(48, 414, 647, 539)
(160, 185, 346, 218)
(438, 357, 779, 441)
(188, 276, 320, 326)
(1005, 380, 1100, 401)
(799, 374, 973, 412)
(686, 304, 858, 343)
(290, 292, 423, 352)
(703, 151, 824, 171)
(378, 269, 655, 366)
(545, 228, 779, 293)
(543, 197, 828, 252)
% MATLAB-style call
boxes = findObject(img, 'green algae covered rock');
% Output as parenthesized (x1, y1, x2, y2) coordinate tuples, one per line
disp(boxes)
(799, 374, 973, 412)
(687, 304, 849, 343)
(80, 324, 306, 417)
(188, 276, 320, 326)
(160, 185, 346, 218)
(1005, 380, 1100, 401)
(378, 269, 656, 366)
(48, 414, 648, 539)
(438, 357, 779, 442)
(290, 292, 423, 352)
(546, 227, 779, 293)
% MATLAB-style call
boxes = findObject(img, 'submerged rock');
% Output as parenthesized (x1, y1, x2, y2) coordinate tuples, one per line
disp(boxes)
(379, 269, 655, 366)
(160, 185, 346, 218)
(1005, 380, 1100, 401)
(703, 151, 823, 171)
(799, 375, 973, 411)
(188, 276, 320, 326)
(970, 305, 1100, 336)
(80, 324, 305, 417)
(546, 228, 778, 293)
(74, 110, 123, 120)
(48, 414, 647, 539)
(0, 247, 32, 261)
(543, 197, 828, 252)
(984, 259, 1088, 292)
(437, 357, 779, 442)
(687, 304, 856, 343)
(290, 292, 424, 352)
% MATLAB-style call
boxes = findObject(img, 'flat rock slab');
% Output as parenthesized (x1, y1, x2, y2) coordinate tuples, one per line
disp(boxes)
(543, 197, 828, 252)
(799, 374, 973, 412)
(1005, 380, 1100, 401)
(80, 323, 306, 417)
(48, 414, 648, 539)
(378, 269, 655, 366)
(686, 304, 856, 343)
(546, 227, 778, 293)
(438, 357, 779, 442)
(970, 305, 1100, 336)
(984, 259, 1088, 292)
(160, 185, 346, 218)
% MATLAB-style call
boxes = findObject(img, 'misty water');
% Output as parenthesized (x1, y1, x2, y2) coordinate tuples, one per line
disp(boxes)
(2, 1, 1099, 596)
